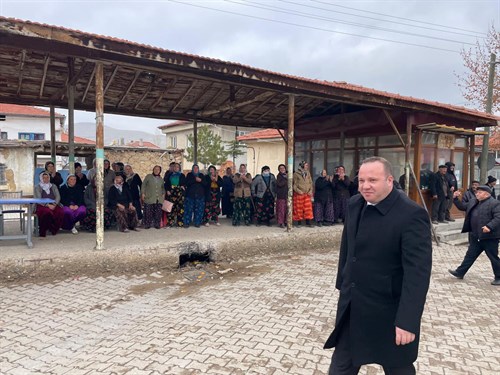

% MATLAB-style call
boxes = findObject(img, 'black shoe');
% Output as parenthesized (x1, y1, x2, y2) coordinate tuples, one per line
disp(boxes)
(256, 221, 261, 227)
(438, 220, 446, 223)
(431, 220, 439, 224)
(306, 219, 312, 227)
(317, 222, 323, 227)
(448, 269, 464, 279)
(446, 218, 456, 222)
(296, 221, 302, 227)
(491, 279, 500, 286)
(279, 223, 284, 228)
(195, 224, 200, 228)
(184, 225, 190, 229)
(266, 221, 271, 227)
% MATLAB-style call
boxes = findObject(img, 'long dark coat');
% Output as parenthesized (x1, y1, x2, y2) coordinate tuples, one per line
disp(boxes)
(324, 188, 432, 367)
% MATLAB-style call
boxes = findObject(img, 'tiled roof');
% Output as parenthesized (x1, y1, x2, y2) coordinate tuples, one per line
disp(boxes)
(60, 133, 95, 144)
(475, 131, 500, 151)
(0, 103, 65, 118)
(2, 16, 498, 124)
(126, 141, 160, 149)
(237, 128, 285, 141)
(158, 120, 191, 129)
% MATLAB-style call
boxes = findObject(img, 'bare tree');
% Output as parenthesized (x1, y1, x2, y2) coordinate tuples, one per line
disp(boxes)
(456, 25, 500, 113)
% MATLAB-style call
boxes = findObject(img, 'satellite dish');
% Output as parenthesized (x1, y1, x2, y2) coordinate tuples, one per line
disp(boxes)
(477, 153, 496, 170)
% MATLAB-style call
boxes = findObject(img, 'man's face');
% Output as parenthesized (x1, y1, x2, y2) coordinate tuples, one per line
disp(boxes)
(46, 163, 54, 172)
(75, 166, 82, 174)
(226, 168, 232, 176)
(358, 162, 394, 204)
(471, 182, 480, 191)
(475, 189, 491, 201)
(439, 168, 447, 175)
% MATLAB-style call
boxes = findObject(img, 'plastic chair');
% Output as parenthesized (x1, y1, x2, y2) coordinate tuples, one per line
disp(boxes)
(0, 191, 25, 232)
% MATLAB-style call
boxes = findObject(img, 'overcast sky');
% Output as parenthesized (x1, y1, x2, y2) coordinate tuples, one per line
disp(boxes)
(1, 0, 498, 133)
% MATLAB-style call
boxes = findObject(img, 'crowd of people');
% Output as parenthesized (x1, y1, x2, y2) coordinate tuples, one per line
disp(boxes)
(33, 160, 364, 236)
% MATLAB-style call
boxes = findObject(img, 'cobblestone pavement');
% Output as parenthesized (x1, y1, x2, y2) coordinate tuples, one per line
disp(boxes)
(1, 243, 499, 375)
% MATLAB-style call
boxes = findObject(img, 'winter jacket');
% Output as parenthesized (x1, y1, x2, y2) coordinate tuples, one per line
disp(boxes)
(293, 168, 313, 195)
(332, 175, 351, 200)
(251, 174, 277, 199)
(233, 173, 252, 198)
(185, 172, 207, 199)
(141, 174, 165, 204)
(108, 185, 133, 209)
(314, 176, 334, 203)
(276, 173, 288, 200)
(429, 172, 449, 200)
(59, 184, 85, 207)
(204, 175, 223, 201)
(454, 196, 500, 240)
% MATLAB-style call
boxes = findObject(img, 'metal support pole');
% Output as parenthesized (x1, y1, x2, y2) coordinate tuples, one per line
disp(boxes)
(479, 53, 496, 183)
(68, 84, 75, 174)
(339, 131, 345, 167)
(95, 63, 105, 250)
(50, 105, 56, 163)
(193, 118, 198, 165)
(287, 94, 295, 232)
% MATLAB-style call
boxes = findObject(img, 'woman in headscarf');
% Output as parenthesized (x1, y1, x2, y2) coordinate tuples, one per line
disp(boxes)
(221, 167, 235, 219)
(165, 162, 186, 228)
(203, 165, 223, 226)
(82, 176, 113, 232)
(33, 172, 64, 237)
(103, 159, 116, 194)
(108, 175, 138, 232)
(124, 164, 143, 222)
(314, 169, 335, 226)
(59, 174, 86, 234)
(74, 162, 89, 188)
(232, 164, 253, 226)
(184, 164, 206, 228)
(332, 165, 351, 223)
(141, 165, 165, 229)
(292, 161, 313, 226)
(275, 164, 288, 228)
(44, 161, 63, 187)
(251, 165, 277, 226)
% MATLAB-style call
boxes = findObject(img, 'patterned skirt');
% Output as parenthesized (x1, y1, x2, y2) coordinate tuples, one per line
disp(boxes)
(82, 208, 113, 232)
(204, 190, 221, 223)
(232, 197, 252, 225)
(254, 191, 275, 223)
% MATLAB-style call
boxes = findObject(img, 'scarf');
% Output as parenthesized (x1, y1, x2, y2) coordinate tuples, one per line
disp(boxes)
(39, 174, 52, 195)
(114, 183, 123, 193)
(170, 171, 181, 187)
(126, 172, 136, 183)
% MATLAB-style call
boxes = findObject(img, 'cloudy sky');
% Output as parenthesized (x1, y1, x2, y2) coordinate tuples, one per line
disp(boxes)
(1, 0, 498, 133)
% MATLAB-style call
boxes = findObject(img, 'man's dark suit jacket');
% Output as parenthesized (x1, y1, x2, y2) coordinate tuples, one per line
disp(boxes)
(324, 188, 432, 368)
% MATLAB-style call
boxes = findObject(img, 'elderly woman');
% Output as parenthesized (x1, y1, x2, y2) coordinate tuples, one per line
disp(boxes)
(165, 162, 186, 228)
(124, 164, 143, 222)
(184, 164, 206, 228)
(87, 158, 116, 195)
(141, 165, 165, 229)
(203, 165, 223, 226)
(332, 165, 351, 223)
(82, 177, 113, 232)
(44, 161, 63, 187)
(276, 164, 288, 228)
(251, 166, 277, 226)
(293, 161, 313, 227)
(222, 167, 235, 218)
(59, 175, 86, 234)
(232, 164, 253, 226)
(314, 169, 335, 226)
(108, 175, 138, 232)
(34, 172, 64, 237)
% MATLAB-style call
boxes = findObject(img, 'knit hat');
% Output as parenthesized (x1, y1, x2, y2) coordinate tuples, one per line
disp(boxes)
(477, 185, 492, 194)
(487, 175, 497, 184)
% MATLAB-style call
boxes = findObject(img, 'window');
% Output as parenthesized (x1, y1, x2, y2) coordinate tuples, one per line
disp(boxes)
(18, 132, 45, 141)
(1, 132, 7, 140)
(0, 163, 6, 185)
(236, 130, 249, 137)
(0, 115, 5, 121)
(169, 136, 177, 148)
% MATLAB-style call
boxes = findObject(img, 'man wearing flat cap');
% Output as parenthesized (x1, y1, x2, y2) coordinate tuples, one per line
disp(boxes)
(449, 185, 500, 285)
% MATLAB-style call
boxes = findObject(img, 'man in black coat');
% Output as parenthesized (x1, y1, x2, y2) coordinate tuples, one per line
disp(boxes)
(449, 185, 500, 285)
(444, 162, 457, 222)
(324, 157, 432, 375)
(429, 165, 449, 224)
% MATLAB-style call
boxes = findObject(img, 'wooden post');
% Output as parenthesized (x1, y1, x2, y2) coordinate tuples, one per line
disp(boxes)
(68, 84, 75, 174)
(287, 94, 295, 232)
(193, 118, 198, 165)
(339, 131, 345, 166)
(50, 105, 56, 163)
(405, 117, 412, 196)
(469, 135, 475, 185)
(95, 62, 105, 250)
(413, 129, 423, 202)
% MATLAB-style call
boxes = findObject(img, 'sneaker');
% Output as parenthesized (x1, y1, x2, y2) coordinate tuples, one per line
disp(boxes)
(123, 228, 130, 233)
(491, 279, 500, 286)
(205, 223, 210, 227)
(71, 227, 78, 235)
(215, 222, 220, 226)
(448, 269, 463, 279)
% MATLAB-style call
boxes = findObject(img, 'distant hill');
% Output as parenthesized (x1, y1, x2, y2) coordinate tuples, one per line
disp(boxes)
(74, 122, 166, 148)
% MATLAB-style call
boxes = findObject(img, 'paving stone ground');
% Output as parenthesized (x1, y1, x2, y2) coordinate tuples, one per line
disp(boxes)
(0, 241, 499, 375)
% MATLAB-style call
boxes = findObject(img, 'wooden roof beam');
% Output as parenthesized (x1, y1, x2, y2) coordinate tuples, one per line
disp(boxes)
(202, 86, 225, 110)
(294, 98, 324, 121)
(184, 82, 213, 111)
(104, 65, 119, 95)
(134, 75, 156, 110)
(51, 59, 89, 100)
(81, 63, 96, 104)
(38, 54, 50, 98)
(149, 77, 178, 111)
(171, 82, 195, 112)
(200, 91, 275, 117)
(16, 50, 26, 96)
(243, 92, 278, 120)
(255, 96, 288, 121)
(116, 70, 141, 108)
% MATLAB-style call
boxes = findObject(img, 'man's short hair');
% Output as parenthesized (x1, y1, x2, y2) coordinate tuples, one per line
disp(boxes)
(361, 157, 393, 177)
(74, 162, 82, 169)
(471, 180, 480, 184)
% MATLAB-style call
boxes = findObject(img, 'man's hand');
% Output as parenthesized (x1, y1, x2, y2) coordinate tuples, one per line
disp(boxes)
(482, 226, 491, 233)
(432, 195, 438, 200)
(395, 327, 415, 346)
(453, 191, 461, 198)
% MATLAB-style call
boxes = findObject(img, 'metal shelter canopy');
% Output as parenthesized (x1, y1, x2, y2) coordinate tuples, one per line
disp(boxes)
(0, 16, 498, 132)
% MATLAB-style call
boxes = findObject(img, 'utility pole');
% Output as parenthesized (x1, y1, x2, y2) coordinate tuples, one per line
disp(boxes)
(479, 53, 497, 182)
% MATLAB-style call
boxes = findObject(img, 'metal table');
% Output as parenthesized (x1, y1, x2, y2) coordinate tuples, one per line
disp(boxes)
(0, 198, 54, 248)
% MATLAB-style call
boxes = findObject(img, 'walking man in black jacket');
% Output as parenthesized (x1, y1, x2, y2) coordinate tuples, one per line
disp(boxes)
(449, 185, 500, 285)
